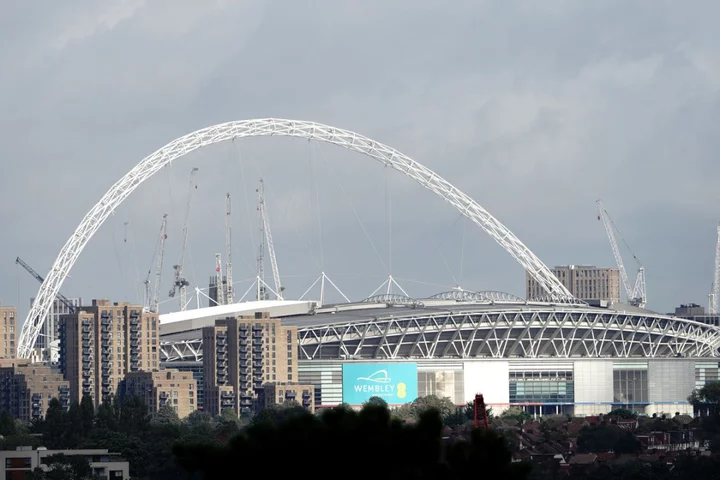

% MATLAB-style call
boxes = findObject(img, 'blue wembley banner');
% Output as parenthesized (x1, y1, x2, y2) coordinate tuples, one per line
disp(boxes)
(342, 363, 418, 405)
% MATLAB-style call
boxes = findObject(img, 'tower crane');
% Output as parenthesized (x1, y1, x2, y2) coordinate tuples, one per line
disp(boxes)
(225, 193, 234, 304)
(143, 214, 168, 313)
(257, 179, 284, 300)
(596, 200, 646, 308)
(169, 167, 199, 311)
(15, 257, 77, 314)
(215, 252, 225, 306)
(708, 222, 720, 315)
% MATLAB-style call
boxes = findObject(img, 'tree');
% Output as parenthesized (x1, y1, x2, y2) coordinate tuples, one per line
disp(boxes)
(393, 395, 456, 422)
(42, 398, 68, 448)
(119, 395, 148, 434)
(613, 431, 642, 454)
(79, 395, 94, 434)
(173, 403, 532, 480)
(690, 382, 720, 417)
(65, 403, 83, 447)
(607, 408, 637, 419)
(577, 425, 624, 453)
(34, 453, 93, 480)
(151, 405, 181, 427)
(500, 407, 532, 424)
(0, 410, 16, 436)
(95, 395, 119, 431)
(363, 396, 388, 409)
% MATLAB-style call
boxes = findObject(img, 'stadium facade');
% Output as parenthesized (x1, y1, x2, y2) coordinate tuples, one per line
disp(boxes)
(160, 292, 720, 416)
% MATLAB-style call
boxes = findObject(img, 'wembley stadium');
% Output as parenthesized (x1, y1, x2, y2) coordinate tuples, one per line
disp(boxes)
(18, 118, 720, 418)
(158, 291, 720, 417)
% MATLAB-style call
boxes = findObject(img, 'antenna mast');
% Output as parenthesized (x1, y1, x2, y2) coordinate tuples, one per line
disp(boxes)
(169, 167, 199, 310)
(225, 193, 233, 304)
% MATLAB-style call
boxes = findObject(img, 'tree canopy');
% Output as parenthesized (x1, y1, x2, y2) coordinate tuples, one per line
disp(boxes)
(174, 403, 531, 480)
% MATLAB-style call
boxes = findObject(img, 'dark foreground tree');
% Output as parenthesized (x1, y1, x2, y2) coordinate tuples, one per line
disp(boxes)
(174, 404, 531, 480)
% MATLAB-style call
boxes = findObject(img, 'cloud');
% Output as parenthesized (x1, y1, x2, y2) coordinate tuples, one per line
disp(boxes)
(1, 0, 720, 329)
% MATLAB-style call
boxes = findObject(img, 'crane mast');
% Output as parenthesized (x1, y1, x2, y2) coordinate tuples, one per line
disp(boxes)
(215, 252, 225, 306)
(256, 181, 266, 300)
(225, 193, 233, 304)
(596, 200, 646, 308)
(710, 222, 720, 315)
(169, 167, 199, 311)
(144, 214, 168, 313)
(257, 179, 284, 300)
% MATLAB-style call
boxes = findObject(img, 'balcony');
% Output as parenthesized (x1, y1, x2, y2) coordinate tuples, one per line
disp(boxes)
(240, 398, 252, 407)
(251, 324, 262, 332)
(252, 332, 262, 338)
(302, 398, 312, 407)
(285, 391, 297, 399)
(253, 382, 263, 390)
(220, 391, 234, 399)
(101, 317, 111, 326)
(216, 337, 227, 346)
(252, 339, 262, 346)
(238, 331, 248, 339)
(302, 391, 312, 399)
(159, 392, 168, 399)
(221, 399, 235, 407)
(217, 375, 228, 384)
(240, 382, 249, 391)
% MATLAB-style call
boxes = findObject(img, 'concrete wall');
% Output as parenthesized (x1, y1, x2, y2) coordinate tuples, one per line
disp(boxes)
(573, 359, 614, 415)
(463, 361, 509, 410)
(647, 359, 695, 415)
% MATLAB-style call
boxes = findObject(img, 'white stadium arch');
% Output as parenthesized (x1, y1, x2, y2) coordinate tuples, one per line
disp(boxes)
(18, 118, 573, 358)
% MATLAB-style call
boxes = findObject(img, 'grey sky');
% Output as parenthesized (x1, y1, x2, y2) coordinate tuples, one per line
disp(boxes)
(1, 0, 719, 325)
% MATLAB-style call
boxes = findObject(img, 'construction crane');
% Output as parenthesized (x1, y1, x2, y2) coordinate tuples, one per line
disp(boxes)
(473, 393, 489, 430)
(596, 200, 646, 308)
(225, 193, 234, 304)
(709, 222, 720, 315)
(169, 167, 199, 311)
(214, 252, 225, 306)
(257, 179, 284, 300)
(143, 214, 168, 313)
(15, 257, 77, 314)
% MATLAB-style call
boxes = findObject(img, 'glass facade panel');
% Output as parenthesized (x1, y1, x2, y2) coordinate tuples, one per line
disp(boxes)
(612, 369, 648, 406)
(509, 371, 574, 405)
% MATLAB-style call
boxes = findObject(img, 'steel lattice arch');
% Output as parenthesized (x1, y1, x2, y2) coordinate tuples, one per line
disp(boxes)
(19, 118, 574, 358)
(290, 303, 720, 361)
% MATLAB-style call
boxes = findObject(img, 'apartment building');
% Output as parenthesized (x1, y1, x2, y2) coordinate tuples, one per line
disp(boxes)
(0, 363, 70, 421)
(260, 383, 315, 413)
(59, 300, 159, 406)
(202, 312, 299, 416)
(0, 304, 17, 359)
(526, 265, 621, 304)
(120, 369, 197, 418)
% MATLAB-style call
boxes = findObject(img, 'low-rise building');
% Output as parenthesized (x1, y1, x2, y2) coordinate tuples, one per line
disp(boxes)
(0, 446, 129, 480)
(260, 383, 315, 413)
(120, 369, 197, 418)
(0, 363, 70, 421)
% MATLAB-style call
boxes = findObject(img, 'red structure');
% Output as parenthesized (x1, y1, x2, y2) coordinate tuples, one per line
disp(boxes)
(473, 393, 489, 429)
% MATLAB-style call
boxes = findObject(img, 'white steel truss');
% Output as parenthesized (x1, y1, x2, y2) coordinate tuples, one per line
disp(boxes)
(160, 339, 202, 362)
(295, 307, 720, 361)
(159, 305, 720, 363)
(18, 118, 572, 359)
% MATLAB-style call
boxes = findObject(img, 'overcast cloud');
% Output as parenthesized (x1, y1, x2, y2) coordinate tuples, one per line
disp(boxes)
(1, 0, 719, 326)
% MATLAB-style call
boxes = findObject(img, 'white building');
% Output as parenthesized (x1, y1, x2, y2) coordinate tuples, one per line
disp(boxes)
(0, 446, 129, 479)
